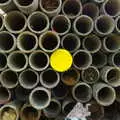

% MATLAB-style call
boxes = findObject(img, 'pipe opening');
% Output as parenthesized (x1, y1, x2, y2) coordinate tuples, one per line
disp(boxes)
(29, 13, 48, 32)
(0, 16, 3, 29)
(98, 87, 114, 104)
(117, 18, 120, 30)
(0, 53, 7, 70)
(5, 12, 26, 31)
(16, 0, 33, 6)
(76, 16, 93, 34)
(63, 0, 81, 18)
(0, 0, 9, 3)
(21, 106, 39, 120)
(0, 32, 14, 51)
(0, 107, 17, 120)
(114, 53, 120, 66)
(1, 70, 18, 88)
(64, 102, 75, 114)
(104, 0, 120, 16)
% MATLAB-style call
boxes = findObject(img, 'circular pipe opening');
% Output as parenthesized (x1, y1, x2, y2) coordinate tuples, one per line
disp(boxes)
(0, 16, 3, 30)
(116, 17, 120, 31)
(0, 53, 7, 71)
(15, 0, 33, 6)
(0, 0, 9, 4)
(113, 52, 120, 66)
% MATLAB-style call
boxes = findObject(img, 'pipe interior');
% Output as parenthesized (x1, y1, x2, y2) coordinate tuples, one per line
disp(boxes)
(98, 87, 114, 104)
(0, 33, 14, 51)
(62, 35, 79, 51)
(9, 53, 26, 69)
(19, 34, 37, 51)
(0, 53, 7, 69)
(41, 33, 58, 50)
(31, 52, 48, 69)
(42, 70, 58, 85)
(22, 106, 39, 120)
(52, 16, 69, 33)
(117, 18, 120, 30)
(76, 17, 92, 34)
(29, 13, 48, 32)
(0, 16, 3, 29)
(105, 0, 120, 16)
(0, 87, 9, 101)
(73, 51, 91, 68)
(114, 53, 120, 66)
(1, 70, 18, 87)
(63, 0, 81, 16)
(16, 0, 33, 6)
(0, 0, 9, 3)
(20, 70, 38, 87)
(5, 12, 25, 31)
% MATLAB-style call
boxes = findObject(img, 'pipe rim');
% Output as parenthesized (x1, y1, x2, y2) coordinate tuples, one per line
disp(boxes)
(115, 16, 120, 33)
(0, 15, 4, 31)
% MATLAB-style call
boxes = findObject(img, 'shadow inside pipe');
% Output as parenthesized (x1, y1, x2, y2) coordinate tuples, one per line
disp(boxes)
(114, 53, 120, 66)
(16, 0, 33, 6)
(0, 53, 7, 69)
(0, 0, 9, 3)
(117, 18, 120, 30)
(0, 16, 3, 29)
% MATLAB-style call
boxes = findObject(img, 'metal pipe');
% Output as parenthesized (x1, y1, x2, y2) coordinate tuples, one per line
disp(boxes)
(52, 82, 68, 100)
(39, 31, 60, 52)
(100, 66, 120, 87)
(39, 0, 62, 17)
(20, 104, 41, 120)
(43, 99, 61, 118)
(101, 0, 120, 17)
(73, 15, 94, 36)
(17, 31, 38, 53)
(29, 50, 49, 71)
(7, 51, 28, 72)
(92, 51, 107, 68)
(4, 11, 27, 34)
(0, 15, 4, 31)
(82, 2, 99, 19)
(108, 51, 120, 67)
(102, 34, 120, 53)
(93, 0, 105, 3)
(29, 87, 51, 110)
(95, 15, 115, 36)
(0, 86, 11, 104)
(72, 82, 92, 103)
(93, 82, 116, 106)
(27, 11, 49, 34)
(19, 69, 39, 89)
(0, 31, 16, 53)
(61, 33, 81, 53)
(13, 0, 38, 15)
(81, 66, 100, 84)
(0, 53, 7, 71)
(40, 68, 60, 89)
(62, 0, 82, 19)
(51, 15, 71, 36)
(0, 69, 18, 89)
(82, 34, 101, 53)
(73, 50, 92, 70)
(61, 67, 80, 86)
(115, 16, 120, 33)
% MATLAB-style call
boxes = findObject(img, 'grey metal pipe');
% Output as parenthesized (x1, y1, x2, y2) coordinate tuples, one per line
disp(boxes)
(20, 104, 41, 120)
(93, 82, 116, 106)
(92, 51, 107, 68)
(93, 0, 105, 3)
(39, 31, 60, 52)
(115, 16, 120, 33)
(0, 15, 4, 31)
(61, 33, 81, 53)
(73, 50, 92, 70)
(95, 15, 115, 36)
(0, 53, 7, 71)
(27, 11, 49, 34)
(0, 69, 18, 89)
(61, 67, 80, 86)
(0, 31, 16, 53)
(73, 15, 94, 36)
(83, 34, 101, 53)
(13, 0, 38, 15)
(100, 66, 120, 87)
(62, 0, 82, 19)
(81, 66, 100, 84)
(72, 82, 92, 103)
(43, 99, 61, 118)
(0, 86, 11, 104)
(29, 87, 51, 110)
(4, 11, 27, 34)
(39, 0, 62, 17)
(40, 68, 60, 89)
(102, 34, 120, 53)
(19, 69, 39, 89)
(7, 51, 28, 72)
(82, 3, 99, 19)
(29, 50, 49, 71)
(51, 15, 71, 36)
(17, 31, 38, 53)
(108, 51, 120, 67)
(101, 0, 120, 17)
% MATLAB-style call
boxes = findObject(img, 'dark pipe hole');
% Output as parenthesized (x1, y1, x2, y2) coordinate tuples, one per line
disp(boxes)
(0, 16, 3, 29)
(0, 53, 7, 69)
(16, 0, 33, 6)
(0, 87, 9, 101)
(114, 53, 120, 66)
(0, 0, 9, 3)
(117, 18, 120, 30)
